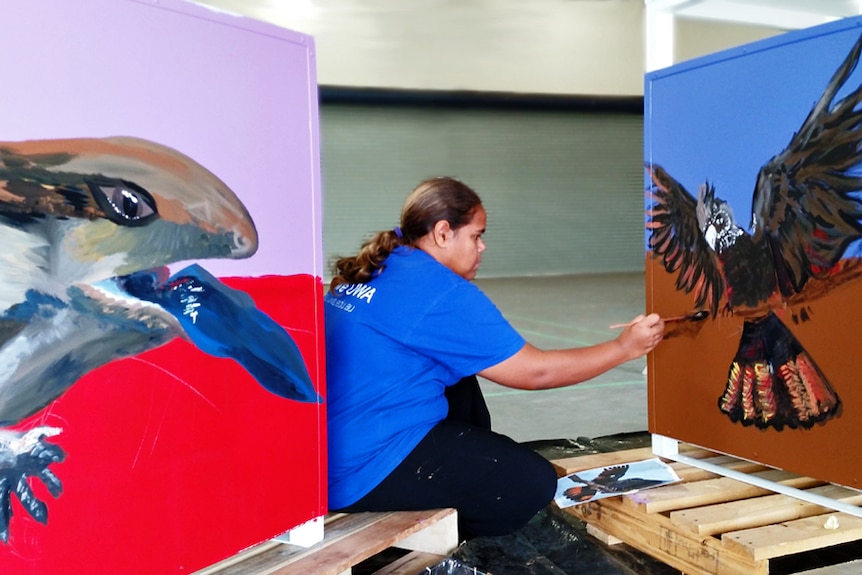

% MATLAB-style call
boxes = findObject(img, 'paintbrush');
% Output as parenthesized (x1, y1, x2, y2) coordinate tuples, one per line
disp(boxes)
(609, 310, 709, 329)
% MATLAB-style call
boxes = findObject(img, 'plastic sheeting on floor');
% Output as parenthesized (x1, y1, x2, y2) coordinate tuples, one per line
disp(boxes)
(424, 557, 488, 574)
(450, 501, 678, 575)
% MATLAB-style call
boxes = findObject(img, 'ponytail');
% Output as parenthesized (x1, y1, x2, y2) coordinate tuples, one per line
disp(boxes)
(330, 228, 402, 292)
(329, 177, 482, 293)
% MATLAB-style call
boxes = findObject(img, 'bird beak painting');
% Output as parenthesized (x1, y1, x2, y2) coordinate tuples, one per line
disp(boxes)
(0, 136, 317, 543)
(646, 34, 862, 432)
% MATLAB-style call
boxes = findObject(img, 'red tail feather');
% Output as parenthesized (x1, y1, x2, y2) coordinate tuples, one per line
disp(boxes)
(718, 312, 840, 430)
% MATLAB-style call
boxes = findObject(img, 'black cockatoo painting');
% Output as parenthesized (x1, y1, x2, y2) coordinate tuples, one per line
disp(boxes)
(0, 136, 320, 543)
(648, 34, 862, 432)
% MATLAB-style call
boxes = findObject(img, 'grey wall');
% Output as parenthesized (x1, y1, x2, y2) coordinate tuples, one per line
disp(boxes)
(321, 102, 645, 279)
(190, 1, 791, 281)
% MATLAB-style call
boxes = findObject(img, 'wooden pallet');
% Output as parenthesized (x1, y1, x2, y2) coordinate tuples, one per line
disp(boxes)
(194, 508, 458, 575)
(552, 447, 862, 575)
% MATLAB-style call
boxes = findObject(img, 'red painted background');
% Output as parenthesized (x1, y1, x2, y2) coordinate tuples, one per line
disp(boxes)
(3, 274, 326, 574)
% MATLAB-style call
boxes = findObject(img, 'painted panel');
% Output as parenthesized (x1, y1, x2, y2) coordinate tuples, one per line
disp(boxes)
(646, 17, 862, 490)
(0, 1, 325, 573)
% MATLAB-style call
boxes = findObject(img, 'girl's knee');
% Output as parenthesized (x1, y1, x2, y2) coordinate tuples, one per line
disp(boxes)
(500, 456, 557, 526)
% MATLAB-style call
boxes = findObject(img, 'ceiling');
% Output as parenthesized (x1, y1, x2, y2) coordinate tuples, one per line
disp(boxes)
(645, 0, 861, 30)
(197, 0, 862, 35)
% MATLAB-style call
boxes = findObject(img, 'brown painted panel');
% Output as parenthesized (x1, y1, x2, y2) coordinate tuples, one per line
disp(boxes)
(648, 255, 861, 488)
(646, 18, 862, 489)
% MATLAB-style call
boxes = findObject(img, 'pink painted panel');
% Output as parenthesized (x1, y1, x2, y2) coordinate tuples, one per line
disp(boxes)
(0, 0, 322, 278)
(0, 1, 326, 573)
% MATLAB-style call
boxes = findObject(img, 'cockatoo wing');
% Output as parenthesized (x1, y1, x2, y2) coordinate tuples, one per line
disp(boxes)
(647, 164, 725, 315)
(751, 34, 862, 296)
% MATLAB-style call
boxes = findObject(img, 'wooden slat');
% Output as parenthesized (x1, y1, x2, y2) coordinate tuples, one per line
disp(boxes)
(551, 444, 711, 476)
(672, 484, 862, 536)
(661, 457, 766, 486)
(565, 498, 766, 575)
(370, 551, 446, 575)
(197, 509, 457, 575)
(554, 446, 862, 575)
(585, 523, 623, 545)
(722, 512, 862, 562)
(395, 509, 458, 556)
(268, 509, 457, 575)
(624, 469, 823, 514)
(201, 543, 305, 575)
(552, 447, 656, 476)
(669, 455, 766, 483)
(194, 541, 286, 575)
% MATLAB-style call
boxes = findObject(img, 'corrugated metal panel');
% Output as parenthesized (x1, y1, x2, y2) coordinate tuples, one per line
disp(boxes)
(320, 104, 644, 279)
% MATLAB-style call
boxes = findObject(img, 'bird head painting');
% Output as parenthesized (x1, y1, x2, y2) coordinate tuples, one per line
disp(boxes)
(0, 136, 319, 542)
(647, 34, 862, 432)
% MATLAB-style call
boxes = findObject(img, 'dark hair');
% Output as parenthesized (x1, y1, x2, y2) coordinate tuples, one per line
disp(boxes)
(330, 177, 482, 292)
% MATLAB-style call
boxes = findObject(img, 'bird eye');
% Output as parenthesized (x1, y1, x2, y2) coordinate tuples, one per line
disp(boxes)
(87, 177, 158, 226)
(109, 187, 152, 219)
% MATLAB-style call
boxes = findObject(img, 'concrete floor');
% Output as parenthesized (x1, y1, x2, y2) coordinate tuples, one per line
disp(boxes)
(473, 272, 650, 442)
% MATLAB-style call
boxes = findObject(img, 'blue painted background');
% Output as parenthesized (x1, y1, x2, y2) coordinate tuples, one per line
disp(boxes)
(645, 17, 862, 257)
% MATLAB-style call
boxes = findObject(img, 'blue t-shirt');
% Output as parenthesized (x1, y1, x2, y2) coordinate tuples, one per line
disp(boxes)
(324, 246, 525, 509)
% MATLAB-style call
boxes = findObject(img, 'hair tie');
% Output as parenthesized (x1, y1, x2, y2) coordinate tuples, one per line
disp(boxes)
(393, 226, 403, 239)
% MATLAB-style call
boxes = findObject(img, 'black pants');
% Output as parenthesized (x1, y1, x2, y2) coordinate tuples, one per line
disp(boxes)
(335, 376, 558, 539)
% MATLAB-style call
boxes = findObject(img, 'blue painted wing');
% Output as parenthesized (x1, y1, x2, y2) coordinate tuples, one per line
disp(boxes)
(123, 264, 321, 403)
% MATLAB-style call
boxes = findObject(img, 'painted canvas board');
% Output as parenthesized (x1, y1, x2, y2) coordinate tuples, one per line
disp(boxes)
(0, 1, 325, 573)
(646, 17, 862, 490)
